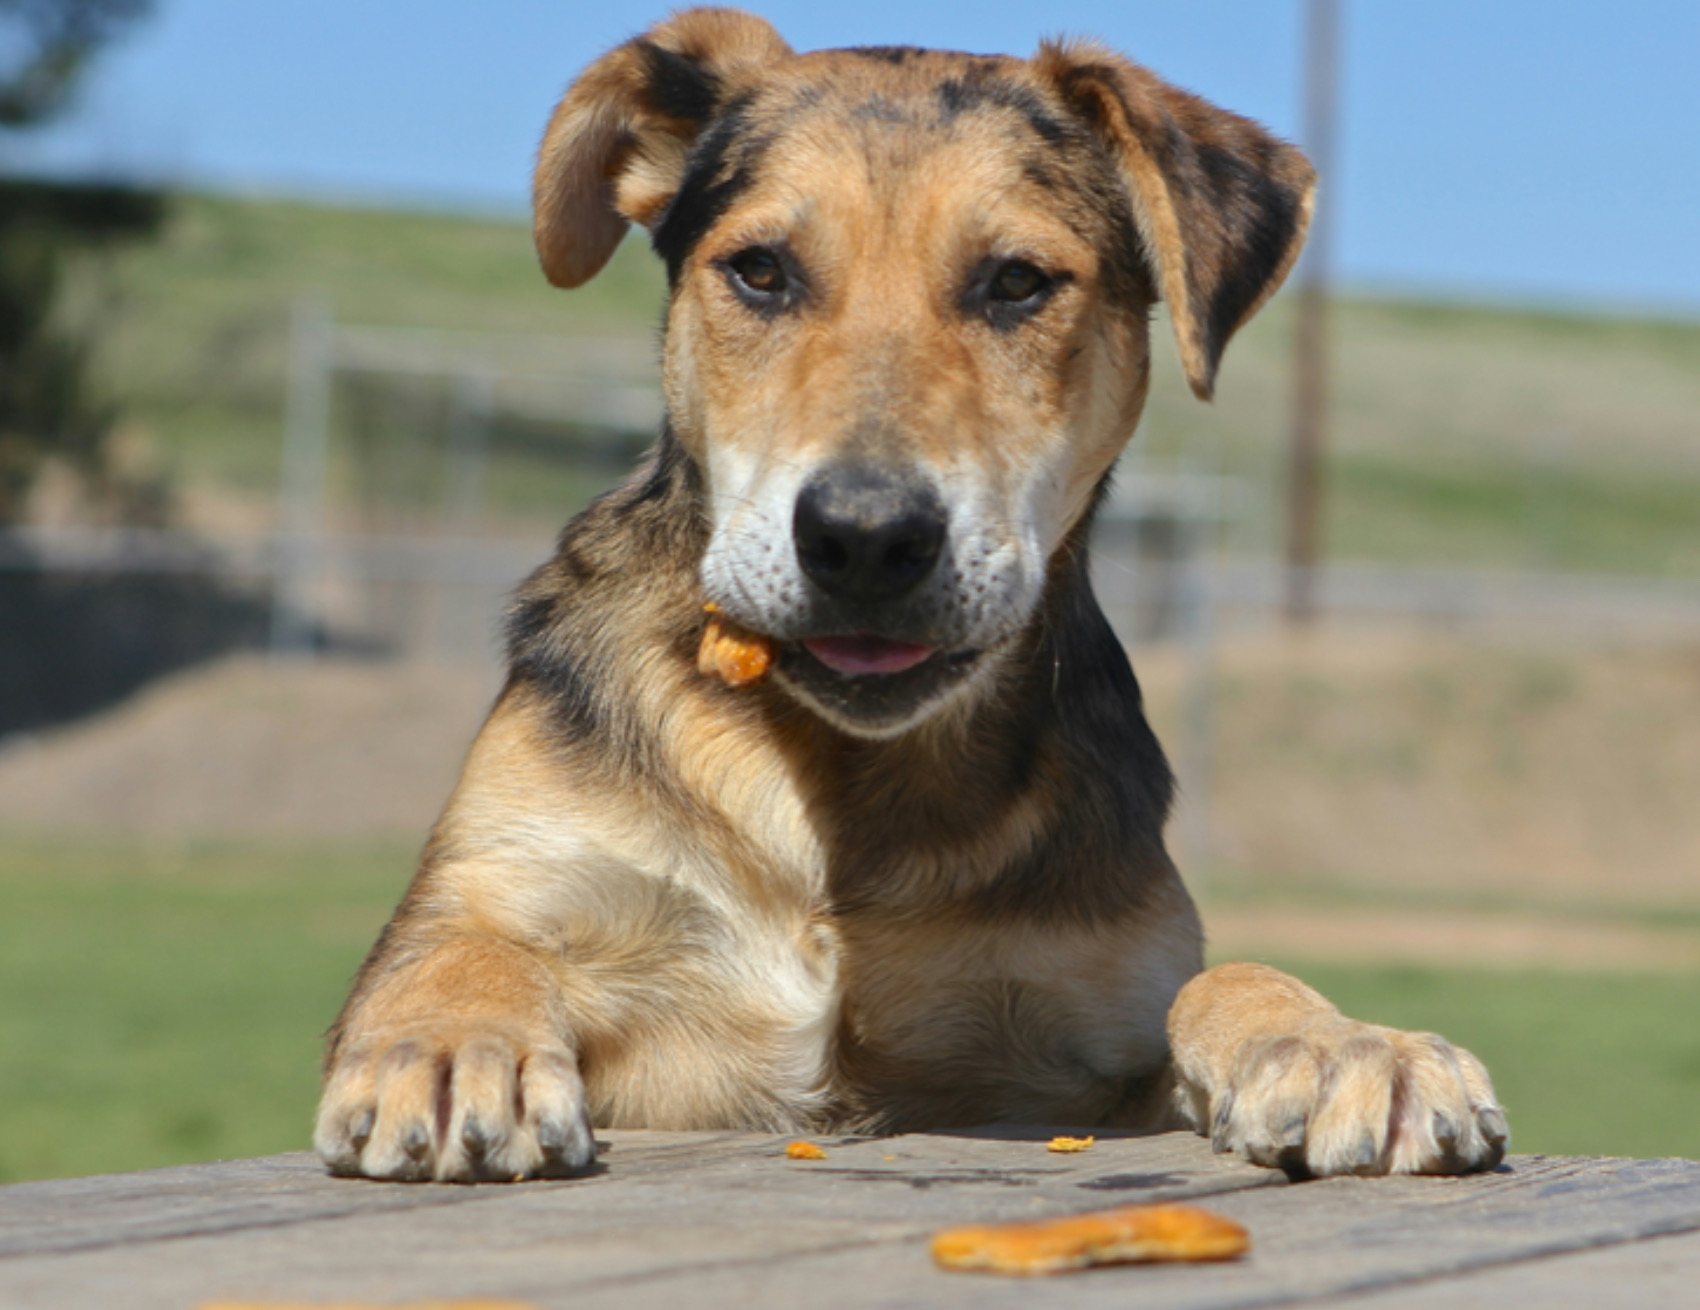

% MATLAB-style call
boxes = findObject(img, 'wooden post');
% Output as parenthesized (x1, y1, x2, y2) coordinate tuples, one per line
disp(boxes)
(1284, 0, 1341, 625)
(436, 369, 493, 663)
(270, 297, 334, 658)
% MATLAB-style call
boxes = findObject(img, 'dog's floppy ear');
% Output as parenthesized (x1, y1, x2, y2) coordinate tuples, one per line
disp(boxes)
(1035, 43, 1316, 400)
(533, 7, 791, 288)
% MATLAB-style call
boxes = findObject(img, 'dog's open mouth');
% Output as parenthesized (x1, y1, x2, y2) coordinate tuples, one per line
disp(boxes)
(801, 634, 936, 677)
(776, 634, 981, 736)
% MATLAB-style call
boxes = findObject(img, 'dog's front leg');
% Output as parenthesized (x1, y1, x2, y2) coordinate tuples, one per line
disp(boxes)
(1167, 962, 1508, 1177)
(314, 934, 593, 1182)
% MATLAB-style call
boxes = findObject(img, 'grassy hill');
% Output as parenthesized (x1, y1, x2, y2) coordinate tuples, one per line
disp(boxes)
(72, 192, 1700, 576)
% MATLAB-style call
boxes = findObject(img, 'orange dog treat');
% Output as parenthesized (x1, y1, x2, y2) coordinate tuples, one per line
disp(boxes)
(785, 1140, 828, 1160)
(1047, 1135, 1095, 1152)
(697, 603, 775, 687)
(931, 1203, 1249, 1276)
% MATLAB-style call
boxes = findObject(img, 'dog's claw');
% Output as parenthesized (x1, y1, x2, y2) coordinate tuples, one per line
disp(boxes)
(1476, 1106, 1509, 1167)
(537, 1117, 569, 1157)
(461, 1116, 493, 1159)
(349, 1108, 375, 1151)
(1210, 1092, 1236, 1153)
(536, 1109, 596, 1175)
(1251, 1114, 1306, 1173)
(402, 1123, 431, 1161)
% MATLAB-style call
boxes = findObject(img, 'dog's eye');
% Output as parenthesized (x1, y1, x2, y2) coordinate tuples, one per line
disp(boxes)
(988, 260, 1048, 303)
(727, 247, 787, 296)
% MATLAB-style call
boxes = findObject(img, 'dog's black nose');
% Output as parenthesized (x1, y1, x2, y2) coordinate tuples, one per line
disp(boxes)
(793, 465, 947, 604)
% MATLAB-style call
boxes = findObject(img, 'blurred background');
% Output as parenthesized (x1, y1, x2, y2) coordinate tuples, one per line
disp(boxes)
(0, 0, 1696, 1182)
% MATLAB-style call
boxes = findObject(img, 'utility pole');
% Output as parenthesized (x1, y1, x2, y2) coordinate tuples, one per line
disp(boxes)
(1284, 0, 1341, 625)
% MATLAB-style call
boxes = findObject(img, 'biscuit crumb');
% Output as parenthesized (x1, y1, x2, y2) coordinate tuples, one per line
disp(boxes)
(1047, 1135, 1095, 1152)
(785, 1140, 828, 1160)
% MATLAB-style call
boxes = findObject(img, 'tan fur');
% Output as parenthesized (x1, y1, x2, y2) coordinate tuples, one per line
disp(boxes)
(533, 8, 792, 287)
(1168, 963, 1506, 1175)
(316, 8, 1505, 1183)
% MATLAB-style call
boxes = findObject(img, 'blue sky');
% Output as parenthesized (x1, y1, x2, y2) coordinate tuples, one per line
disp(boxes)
(4, 0, 1698, 315)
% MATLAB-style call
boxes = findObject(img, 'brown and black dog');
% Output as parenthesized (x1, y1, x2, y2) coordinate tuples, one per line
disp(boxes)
(315, 7, 1508, 1183)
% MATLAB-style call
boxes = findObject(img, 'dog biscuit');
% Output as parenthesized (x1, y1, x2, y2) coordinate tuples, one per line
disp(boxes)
(930, 1202, 1249, 1276)
(698, 604, 775, 687)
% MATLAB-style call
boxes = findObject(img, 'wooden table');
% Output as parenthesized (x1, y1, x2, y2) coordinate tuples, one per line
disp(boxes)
(4, 1128, 1698, 1308)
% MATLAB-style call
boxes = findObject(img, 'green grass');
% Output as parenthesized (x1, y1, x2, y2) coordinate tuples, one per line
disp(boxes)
(1326, 450, 1700, 576)
(0, 836, 1694, 1182)
(1265, 963, 1700, 1163)
(78, 193, 669, 495)
(0, 836, 409, 1183)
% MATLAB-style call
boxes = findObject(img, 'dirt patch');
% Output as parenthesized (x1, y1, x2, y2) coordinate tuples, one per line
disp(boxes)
(0, 655, 496, 837)
(1136, 628, 1700, 911)
(1202, 904, 1700, 972)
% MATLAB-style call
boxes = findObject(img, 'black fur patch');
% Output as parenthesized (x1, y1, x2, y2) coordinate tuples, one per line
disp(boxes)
(616, 423, 695, 512)
(1022, 158, 1059, 191)
(650, 92, 762, 286)
(1193, 143, 1303, 362)
(965, 546, 1173, 923)
(1099, 200, 1154, 312)
(636, 40, 723, 123)
(848, 45, 923, 65)
(935, 72, 1069, 145)
(505, 581, 603, 741)
(506, 427, 703, 741)
(850, 94, 919, 126)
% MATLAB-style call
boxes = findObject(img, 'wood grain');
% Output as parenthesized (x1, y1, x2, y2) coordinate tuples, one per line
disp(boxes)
(1, 1132, 1696, 1309)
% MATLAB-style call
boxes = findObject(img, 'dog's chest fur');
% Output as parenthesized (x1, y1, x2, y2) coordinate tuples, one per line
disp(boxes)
(432, 691, 1195, 1134)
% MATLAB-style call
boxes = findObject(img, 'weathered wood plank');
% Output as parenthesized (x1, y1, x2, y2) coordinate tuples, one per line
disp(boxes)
(633, 1154, 1700, 1310)
(1335, 1227, 1700, 1309)
(0, 1130, 807, 1258)
(0, 1128, 1277, 1259)
(1, 1134, 1697, 1310)
(0, 1130, 1277, 1308)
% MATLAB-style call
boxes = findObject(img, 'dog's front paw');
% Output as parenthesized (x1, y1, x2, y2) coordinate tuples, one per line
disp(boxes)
(314, 1022, 594, 1182)
(1210, 1020, 1507, 1178)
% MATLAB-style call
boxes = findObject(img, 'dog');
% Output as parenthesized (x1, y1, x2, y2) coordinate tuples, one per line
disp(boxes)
(314, 7, 1509, 1183)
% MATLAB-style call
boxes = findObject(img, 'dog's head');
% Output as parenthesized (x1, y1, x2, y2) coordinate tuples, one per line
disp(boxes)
(535, 8, 1313, 736)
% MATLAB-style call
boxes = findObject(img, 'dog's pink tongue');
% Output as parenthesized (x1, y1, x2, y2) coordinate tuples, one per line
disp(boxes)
(804, 635, 935, 676)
